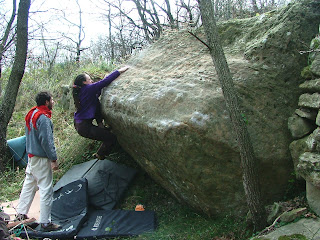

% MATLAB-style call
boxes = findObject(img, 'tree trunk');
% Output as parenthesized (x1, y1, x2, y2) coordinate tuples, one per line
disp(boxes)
(76, 43, 80, 63)
(0, 0, 30, 172)
(180, 0, 195, 27)
(131, 0, 152, 42)
(75, 0, 84, 63)
(197, 0, 266, 231)
(119, 28, 127, 58)
(108, 4, 115, 61)
(214, 0, 220, 20)
(164, 0, 176, 29)
(149, 0, 162, 39)
(251, 0, 259, 13)
(41, 30, 59, 77)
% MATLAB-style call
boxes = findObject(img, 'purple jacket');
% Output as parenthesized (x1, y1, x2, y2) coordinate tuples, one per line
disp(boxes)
(74, 70, 120, 121)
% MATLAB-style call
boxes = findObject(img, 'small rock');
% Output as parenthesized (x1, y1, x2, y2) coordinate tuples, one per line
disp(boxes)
(279, 208, 308, 223)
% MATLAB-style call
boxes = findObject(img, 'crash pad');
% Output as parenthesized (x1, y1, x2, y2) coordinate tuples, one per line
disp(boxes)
(7, 136, 28, 167)
(76, 209, 157, 239)
(21, 178, 89, 239)
(16, 159, 156, 239)
(53, 159, 137, 210)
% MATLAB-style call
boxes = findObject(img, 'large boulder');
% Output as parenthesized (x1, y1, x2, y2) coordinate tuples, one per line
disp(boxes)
(101, 0, 320, 216)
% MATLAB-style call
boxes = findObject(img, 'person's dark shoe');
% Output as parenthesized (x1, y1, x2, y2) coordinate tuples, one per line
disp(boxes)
(41, 222, 62, 232)
(0, 212, 10, 223)
(14, 213, 28, 222)
(93, 153, 105, 160)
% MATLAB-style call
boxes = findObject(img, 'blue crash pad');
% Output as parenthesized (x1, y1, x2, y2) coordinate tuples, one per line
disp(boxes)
(7, 135, 28, 167)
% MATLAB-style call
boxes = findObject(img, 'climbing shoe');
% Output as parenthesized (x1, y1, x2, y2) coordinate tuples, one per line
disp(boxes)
(41, 222, 62, 232)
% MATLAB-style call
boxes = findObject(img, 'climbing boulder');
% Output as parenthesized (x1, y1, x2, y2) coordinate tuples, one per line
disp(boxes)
(101, 0, 320, 216)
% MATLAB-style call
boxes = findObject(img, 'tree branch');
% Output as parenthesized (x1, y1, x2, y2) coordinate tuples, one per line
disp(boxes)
(299, 49, 320, 54)
(187, 30, 211, 50)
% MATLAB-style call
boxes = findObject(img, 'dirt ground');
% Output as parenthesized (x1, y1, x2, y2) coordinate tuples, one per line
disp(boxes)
(1, 191, 40, 221)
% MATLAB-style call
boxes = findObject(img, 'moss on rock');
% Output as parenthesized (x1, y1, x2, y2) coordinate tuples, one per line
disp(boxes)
(278, 234, 308, 240)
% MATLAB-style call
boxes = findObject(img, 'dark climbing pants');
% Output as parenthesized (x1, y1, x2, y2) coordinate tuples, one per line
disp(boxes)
(74, 119, 117, 157)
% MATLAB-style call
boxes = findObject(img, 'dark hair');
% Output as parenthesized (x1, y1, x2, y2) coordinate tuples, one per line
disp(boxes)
(72, 74, 87, 111)
(36, 92, 52, 106)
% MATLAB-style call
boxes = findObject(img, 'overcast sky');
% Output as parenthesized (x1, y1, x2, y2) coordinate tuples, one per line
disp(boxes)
(2, 0, 110, 47)
(31, 0, 108, 46)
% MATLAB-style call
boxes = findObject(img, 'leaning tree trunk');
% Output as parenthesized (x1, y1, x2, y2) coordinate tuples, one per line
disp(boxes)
(0, 0, 30, 172)
(197, 0, 267, 231)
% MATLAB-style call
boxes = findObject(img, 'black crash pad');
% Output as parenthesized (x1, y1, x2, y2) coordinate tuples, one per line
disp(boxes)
(53, 159, 137, 210)
(21, 178, 89, 239)
(76, 209, 157, 239)
(19, 160, 156, 239)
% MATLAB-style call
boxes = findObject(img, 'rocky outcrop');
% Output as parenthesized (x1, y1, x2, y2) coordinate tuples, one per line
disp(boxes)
(253, 218, 320, 240)
(101, 0, 320, 216)
(288, 50, 320, 215)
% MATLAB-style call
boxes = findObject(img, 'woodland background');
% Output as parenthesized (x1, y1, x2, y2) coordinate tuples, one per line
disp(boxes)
(0, 0, 305, 239)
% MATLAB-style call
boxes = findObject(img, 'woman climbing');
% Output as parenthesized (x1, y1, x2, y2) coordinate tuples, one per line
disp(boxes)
(72, 66, 129, 159)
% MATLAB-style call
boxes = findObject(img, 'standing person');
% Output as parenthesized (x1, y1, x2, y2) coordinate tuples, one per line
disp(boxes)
(72, 66, 129, 159)
(16, 91, 61, 232)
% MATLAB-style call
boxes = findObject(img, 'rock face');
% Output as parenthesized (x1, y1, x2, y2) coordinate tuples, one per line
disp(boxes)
(288, 79, 320, 215)
(101, 0, 320, 216)
(287, 14, 320, 215)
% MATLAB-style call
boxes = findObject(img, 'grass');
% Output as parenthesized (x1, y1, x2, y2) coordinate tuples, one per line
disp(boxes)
(107, 145, 252, 240)
(0, 140, 252, 240)
(0, 59, 253, 240)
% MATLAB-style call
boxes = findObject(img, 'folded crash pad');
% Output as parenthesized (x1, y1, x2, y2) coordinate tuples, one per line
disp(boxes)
(21, 178, 89, 239)
(53, 159, 137, 210)
(7, 135, 28, 167)
(76, 209, 157, 239)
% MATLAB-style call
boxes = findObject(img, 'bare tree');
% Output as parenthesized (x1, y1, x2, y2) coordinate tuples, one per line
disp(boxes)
(117, 15, 130, 58)
(42, 40, 60, 76)
(154, 0, 177, 29)
(197, 0, 266, 231)
(107, 3, 115, 61)
(0, 0, 16, 92)
(107, 0, 169, 42)
(36, 25, 60, 76)
(98, 0, 148, 62)
(59, 0, 87, 63)
(251, 0, 259, 13)
(130, 0, 158, 41)
(149, 0, 163, 38)
(113, 1, 132, 59)
(177, 0, 200, 27)
(74, 0, 84, 62)
(0, 0, 30, 171)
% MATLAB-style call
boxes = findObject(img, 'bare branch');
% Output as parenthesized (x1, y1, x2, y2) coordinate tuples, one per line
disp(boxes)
(187, 30, 211, 50)
(0, 0, 16, 64)
(299, 49, 320, 54)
